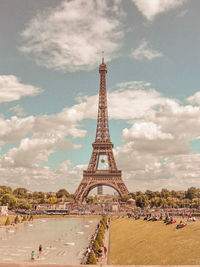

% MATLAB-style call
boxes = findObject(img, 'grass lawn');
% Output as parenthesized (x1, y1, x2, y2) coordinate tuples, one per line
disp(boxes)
(110, 217, 200, 265)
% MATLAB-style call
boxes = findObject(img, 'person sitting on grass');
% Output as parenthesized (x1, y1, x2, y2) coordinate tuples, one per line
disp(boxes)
(176, 221, 187, 230)
(164, 216, 169, 223)
(187, 216, 196, 222)
(152, 216, 158, 221)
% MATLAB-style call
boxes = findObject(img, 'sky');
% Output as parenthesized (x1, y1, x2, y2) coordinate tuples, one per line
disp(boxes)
(0, 0, 200, 193)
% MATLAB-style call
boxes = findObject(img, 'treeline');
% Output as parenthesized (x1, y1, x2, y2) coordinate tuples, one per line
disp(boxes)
(0, 186, 73, 210)
(86, 215, 108, 264)
(123, 187, 200, 208)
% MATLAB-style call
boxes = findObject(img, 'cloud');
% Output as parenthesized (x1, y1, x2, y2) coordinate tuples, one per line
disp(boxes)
(112, 88, 200, 191)
(177, 9, 188, 17)
(75, 81, 166, 120)
(122, 122, 174, 141)
(0, 135, 79, 168)
(9, 105, 27, 117)
(20, 0, 124, 72)
(131, 41, 163, 61)
(0, 162, 87, 192)
(0, 75, 42, 103)
(186, 91, 200, 105)
(131, 0, 188, 21)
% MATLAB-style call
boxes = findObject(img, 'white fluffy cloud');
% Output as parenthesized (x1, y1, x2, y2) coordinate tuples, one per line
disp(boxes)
(0, 162, 87, 192)
(122, 122, 174, 141)
(0, 75, 42, 103)
(131, 0, 188, 21)
(131, 41, 163, 61)
(20, 0, 124, 72)
(0, 135, 79, 168)
(187, 91, 200, 105)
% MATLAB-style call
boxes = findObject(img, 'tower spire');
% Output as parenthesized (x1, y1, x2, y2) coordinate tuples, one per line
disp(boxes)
(96, 55, 110, 142)
(102, 51, 104, 64)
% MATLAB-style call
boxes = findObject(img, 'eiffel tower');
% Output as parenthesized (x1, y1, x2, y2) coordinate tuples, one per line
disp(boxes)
(75, 56, 129, 202)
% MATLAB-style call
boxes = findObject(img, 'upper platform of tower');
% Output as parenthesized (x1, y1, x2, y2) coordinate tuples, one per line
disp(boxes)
(99, 56, 107, 73)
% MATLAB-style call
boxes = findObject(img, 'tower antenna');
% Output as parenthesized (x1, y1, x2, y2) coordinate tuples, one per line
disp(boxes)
(102, 51, 104, 63)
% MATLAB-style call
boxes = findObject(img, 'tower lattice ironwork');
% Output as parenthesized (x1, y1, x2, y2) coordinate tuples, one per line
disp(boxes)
(75, 56, 129, 202)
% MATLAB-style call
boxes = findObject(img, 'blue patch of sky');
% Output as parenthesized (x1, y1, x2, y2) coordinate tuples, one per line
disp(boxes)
(0, 143, 19, 155)
(190, 140, 200, 154)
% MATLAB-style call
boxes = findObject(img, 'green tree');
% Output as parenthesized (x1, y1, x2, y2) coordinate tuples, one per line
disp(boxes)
(5, 217, 11, 226)
(14, 215, 20, 224)
(22, 215, 27, 221)
(0, 186, 12, 195)
(13, 188, 28, 198)
(46, 193, 55, 199)
(56, 189, 69, 198)
(145, 190, 155, 200)
(86, 196, 95, 204)
(1, 194, 17, 209)
(86, 250, 97, 264)
(160, 198, 168, 208)
(17, 200, 31, 210)
(47, 197, 58, 204)
(120, 194, 132, 202)
(32, 192, 45, 200)
(161, 189, 170, 199)
(150, 197, 160, 208)
(95, 232, 104, 247)
(186, 187, 199, 200)
(135, 194, 149, 208)
(101, 220, 106, 230)
(92, 240, 100, 253)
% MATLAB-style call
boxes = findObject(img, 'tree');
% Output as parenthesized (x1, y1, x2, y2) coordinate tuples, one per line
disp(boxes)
(14, 215, 20, 224)
(22, 215, 28, 221)
(32, 192, 45, 200)
(186, 187, 199, 200)
(161, 189, 170, 199)
(5, 217, 11, 226)
(0, 186, 12, 195)
(95, 232, 104, 247)
(1, 194, 17, 209)
(135, 194, 149, 208)
(47, 197, 58, 204)
(86, 250, 97, 264)
(145, 190, 155, 200)
(150, 197, 161, 208)
(56, 189, 69, 198)
(86, 196, 95, 204)
(17, 200, 31, 210)
(120, 194, 132, 202)
(92, 240, 100, 253)
(13, 188, 28, 198)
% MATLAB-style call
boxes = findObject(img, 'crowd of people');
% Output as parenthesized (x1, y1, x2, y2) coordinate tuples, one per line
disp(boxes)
(127, 211, 198, 231)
